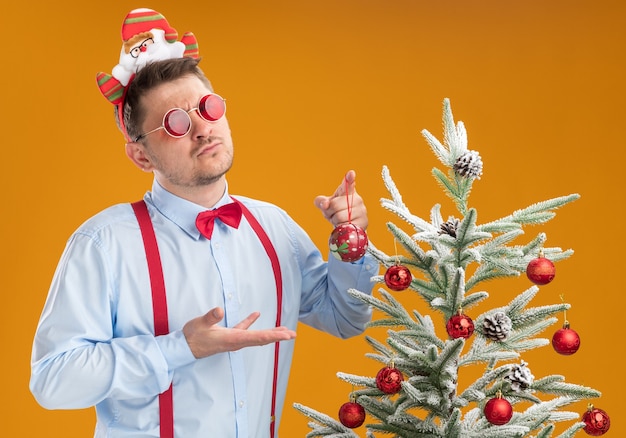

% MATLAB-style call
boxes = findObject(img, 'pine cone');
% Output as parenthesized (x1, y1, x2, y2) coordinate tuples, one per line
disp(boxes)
(439, 217, 460, 238)
(482, 311, 512, 341)
(505, 360, 534, 392)
(453, 150, 483, 179)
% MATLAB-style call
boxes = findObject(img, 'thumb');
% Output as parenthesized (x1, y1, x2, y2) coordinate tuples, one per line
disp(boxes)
(333, 170, 357, 197)
(202, 307, 225, 326)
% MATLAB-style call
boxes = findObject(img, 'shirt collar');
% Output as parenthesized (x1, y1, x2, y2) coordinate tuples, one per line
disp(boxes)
(147, 179, 232, 240)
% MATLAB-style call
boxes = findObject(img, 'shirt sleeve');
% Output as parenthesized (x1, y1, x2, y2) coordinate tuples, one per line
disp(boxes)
(293, 220, 380, 338)
(29, 232, 196, 410)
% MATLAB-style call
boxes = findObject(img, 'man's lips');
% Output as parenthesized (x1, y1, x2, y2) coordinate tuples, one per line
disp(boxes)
(196, 140, 221, 156)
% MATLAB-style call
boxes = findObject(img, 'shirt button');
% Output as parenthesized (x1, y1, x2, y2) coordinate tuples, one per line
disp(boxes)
(227, 293, 233, 300)
(239, 400, 245, 408)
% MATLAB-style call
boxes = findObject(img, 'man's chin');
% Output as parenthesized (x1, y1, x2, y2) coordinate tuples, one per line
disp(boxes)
(194, 162, 233, 187)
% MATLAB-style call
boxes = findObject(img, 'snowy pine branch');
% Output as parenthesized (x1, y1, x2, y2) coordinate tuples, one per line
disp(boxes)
(293, 403, 359, 437)
(531, 376, 601, 399)
(478, 194, 580, 230)
(380, 166, 435, 233)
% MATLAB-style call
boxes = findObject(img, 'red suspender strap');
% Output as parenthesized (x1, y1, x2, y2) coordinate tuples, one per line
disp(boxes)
(232, 197, 283, 438)
(131, 199, 283, 438)
(131, 201, 174, 438)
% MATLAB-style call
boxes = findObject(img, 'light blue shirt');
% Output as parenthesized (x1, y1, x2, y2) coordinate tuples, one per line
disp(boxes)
(30, 180, 378, 437)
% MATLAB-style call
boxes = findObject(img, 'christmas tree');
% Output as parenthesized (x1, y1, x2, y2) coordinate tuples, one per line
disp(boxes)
(294, 99, 610, 437)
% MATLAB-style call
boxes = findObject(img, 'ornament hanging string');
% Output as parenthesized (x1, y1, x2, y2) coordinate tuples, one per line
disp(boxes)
(345, 176, 355, 224)
(560, 294, 569, 325)
(393, 239, 400, 265)
(497, 379, 504, 395)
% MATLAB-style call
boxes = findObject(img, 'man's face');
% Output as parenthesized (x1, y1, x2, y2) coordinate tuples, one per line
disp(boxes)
(134, 74, 234, 194)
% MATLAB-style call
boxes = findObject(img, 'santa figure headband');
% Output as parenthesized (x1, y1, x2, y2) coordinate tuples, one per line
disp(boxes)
(96, 8, 200, 141)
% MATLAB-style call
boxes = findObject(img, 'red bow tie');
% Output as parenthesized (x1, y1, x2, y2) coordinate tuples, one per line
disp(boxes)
(195, 202, 243, 239)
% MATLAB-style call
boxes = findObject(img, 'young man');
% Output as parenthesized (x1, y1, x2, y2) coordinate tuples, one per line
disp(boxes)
(30, 9, 378, 438)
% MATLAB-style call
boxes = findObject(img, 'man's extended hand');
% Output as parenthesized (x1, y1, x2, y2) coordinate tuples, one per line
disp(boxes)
(182, 307, 297, 359)
(314, 170, 368, 230)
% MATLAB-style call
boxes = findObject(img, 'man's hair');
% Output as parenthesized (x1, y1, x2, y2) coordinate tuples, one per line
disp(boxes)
(116, 57, 214, 141)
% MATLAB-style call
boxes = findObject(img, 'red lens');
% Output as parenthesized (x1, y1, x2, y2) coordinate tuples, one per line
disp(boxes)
(198, 94, 226, 121)
(163, 109, 191, 137)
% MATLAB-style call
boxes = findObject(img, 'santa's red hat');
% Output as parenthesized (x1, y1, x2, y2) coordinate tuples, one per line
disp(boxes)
(120, 8, 178, 43)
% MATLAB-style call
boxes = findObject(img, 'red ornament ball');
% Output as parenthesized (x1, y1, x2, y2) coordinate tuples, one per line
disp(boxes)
(329, 223, 368, 262)
(384, 264, 413, 291)
(552, 325, 580, 355)
(526, 256, 556, 285)
(375, 366, 404, 394)
(484, 396, 513, 425)
(338, 401, 366, 428)
(582, 406, 610, 436)
(446, 313, 475, 339)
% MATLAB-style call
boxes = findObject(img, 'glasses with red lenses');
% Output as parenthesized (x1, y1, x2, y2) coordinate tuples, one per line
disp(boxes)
(134, 93, 226, 141)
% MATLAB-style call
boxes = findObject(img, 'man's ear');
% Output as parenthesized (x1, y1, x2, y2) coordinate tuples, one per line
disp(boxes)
(125, 141, 154, 171)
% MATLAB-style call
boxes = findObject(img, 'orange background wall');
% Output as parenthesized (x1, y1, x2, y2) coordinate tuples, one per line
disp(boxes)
(2, 1, 623, 436)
